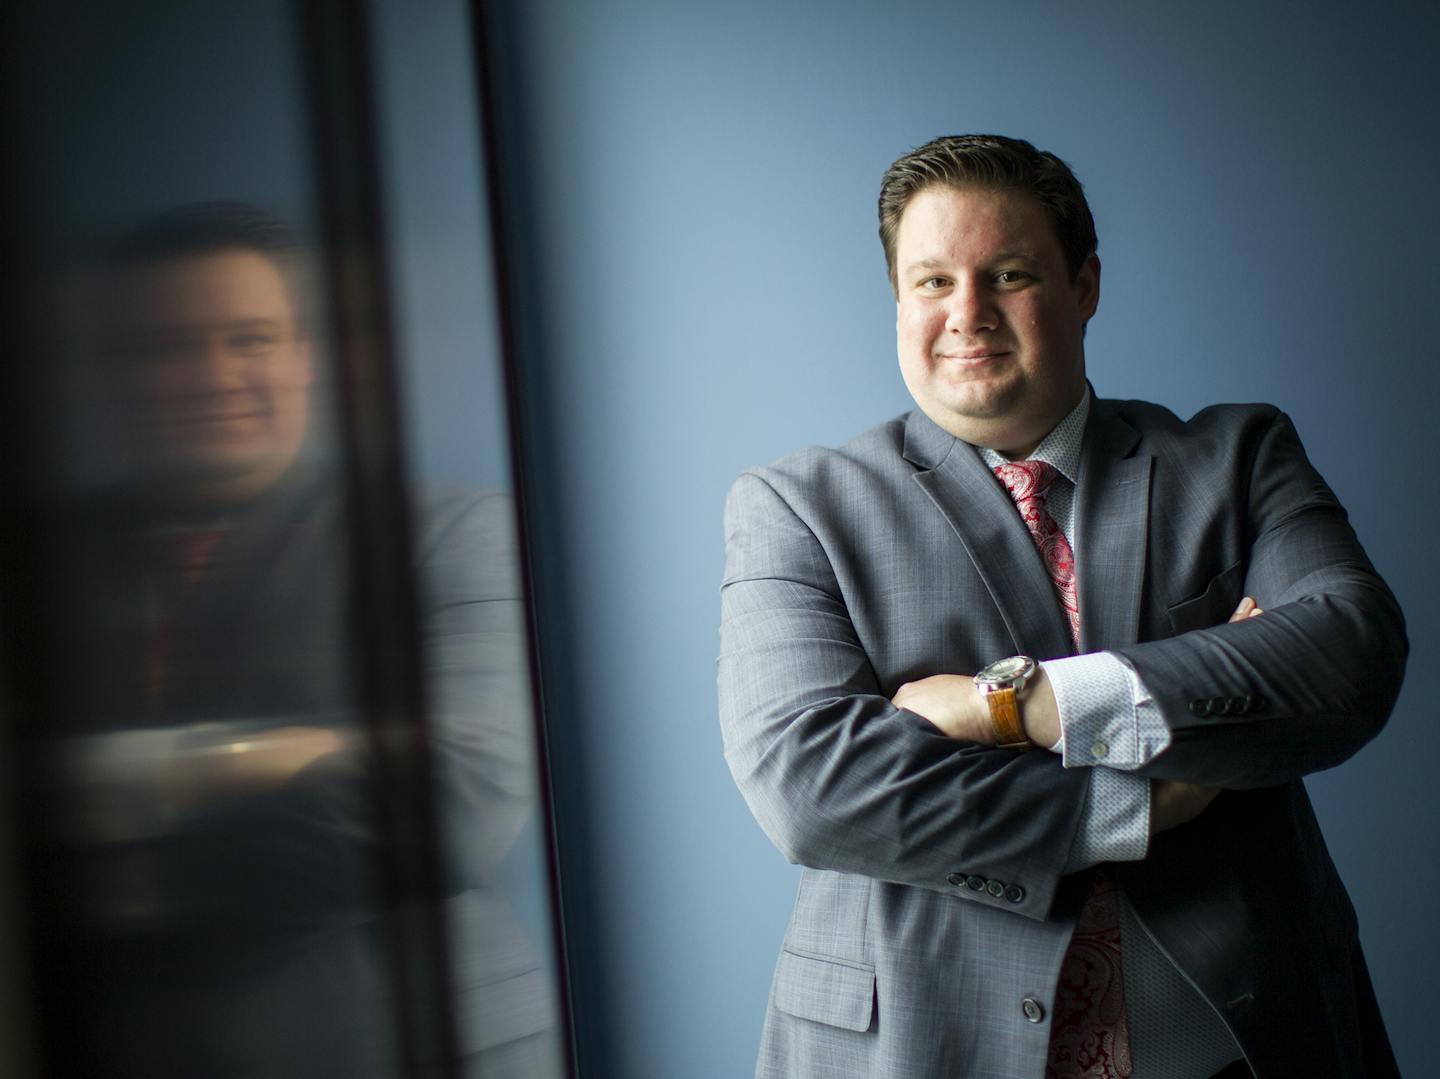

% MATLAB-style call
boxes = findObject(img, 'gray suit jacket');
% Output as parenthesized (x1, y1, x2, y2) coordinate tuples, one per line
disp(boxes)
(718, 397, 1406, 1079)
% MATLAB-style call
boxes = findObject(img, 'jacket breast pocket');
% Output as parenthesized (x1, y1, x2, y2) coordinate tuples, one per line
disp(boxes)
(1165, 560, 1245, 635)
(772, 948, 876, 1032)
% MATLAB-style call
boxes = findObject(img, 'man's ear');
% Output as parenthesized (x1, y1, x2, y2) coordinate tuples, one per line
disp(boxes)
(1075, 254, 1101, 323)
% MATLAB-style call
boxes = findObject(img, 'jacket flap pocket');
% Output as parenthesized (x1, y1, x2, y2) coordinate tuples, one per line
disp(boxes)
(1166, 559, 1244, 635)
(773, 949, 875, 1032)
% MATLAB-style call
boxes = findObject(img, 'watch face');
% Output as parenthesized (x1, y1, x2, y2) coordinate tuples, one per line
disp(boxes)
(976, 655, 1036, 685)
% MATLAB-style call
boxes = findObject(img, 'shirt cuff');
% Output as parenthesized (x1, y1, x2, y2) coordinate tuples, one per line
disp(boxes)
(1064, 766, 1151, 872)
(1042, 651, 1172, 769)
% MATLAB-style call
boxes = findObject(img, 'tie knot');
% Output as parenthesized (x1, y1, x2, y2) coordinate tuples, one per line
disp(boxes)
(992, 459, 1059, 507)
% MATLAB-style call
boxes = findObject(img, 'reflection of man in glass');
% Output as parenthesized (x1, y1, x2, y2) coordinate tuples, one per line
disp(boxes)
(114, 216, 315, 507)
(99, 205, 351, 783)
(50, 204, 557, 1078)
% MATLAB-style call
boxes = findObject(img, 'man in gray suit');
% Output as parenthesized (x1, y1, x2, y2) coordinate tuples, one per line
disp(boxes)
(718, 135, 1405, 1078)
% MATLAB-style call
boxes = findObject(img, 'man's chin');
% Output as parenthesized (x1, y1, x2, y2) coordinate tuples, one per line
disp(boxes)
(919, 399, 1055, 455)
(920, 385, 1019, 429)
(140, 451, 295, 504)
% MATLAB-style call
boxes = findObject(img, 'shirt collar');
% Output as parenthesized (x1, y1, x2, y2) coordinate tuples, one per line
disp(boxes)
(976, 388, 1090, 485)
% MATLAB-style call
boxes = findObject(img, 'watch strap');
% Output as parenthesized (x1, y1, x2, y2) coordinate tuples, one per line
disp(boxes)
(985, 686, 1035, 751)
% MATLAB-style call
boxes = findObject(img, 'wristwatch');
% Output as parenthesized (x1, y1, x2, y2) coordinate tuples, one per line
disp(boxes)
(974, 655, 1039, 751)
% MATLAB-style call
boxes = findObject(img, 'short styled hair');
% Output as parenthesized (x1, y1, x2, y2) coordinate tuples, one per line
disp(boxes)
(878, 134, 1097, 293)
(108, 201, 310, 330)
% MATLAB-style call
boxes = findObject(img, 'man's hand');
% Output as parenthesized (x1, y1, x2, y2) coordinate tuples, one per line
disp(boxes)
(892, 675, 991, 743)
(1231, 595, 1264, 620)
(895, 596, 1263, 756)
(1149, 595, 1264, 833)
(160, 725, 349, 819)
(893, 665, 1061, 748)
(1149, 779, 1223, 834)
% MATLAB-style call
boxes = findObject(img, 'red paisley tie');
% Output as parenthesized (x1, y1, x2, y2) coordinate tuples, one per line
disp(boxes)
(992, 460, 1132, 1079)
(991, 461, 1080, 646)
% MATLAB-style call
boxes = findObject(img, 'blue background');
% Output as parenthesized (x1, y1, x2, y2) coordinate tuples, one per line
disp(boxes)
(489, 1, 1440, 1075)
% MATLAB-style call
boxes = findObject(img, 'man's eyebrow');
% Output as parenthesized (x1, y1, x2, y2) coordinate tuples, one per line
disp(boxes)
(901, 252, 1041, 274)
(120, 317, 285, 341)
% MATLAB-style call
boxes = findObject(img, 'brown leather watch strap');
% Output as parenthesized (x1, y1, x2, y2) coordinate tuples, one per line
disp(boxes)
(985, 687, 1035, 751)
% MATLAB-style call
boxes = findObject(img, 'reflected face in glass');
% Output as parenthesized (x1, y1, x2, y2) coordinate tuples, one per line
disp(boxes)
(893, 185, 1099, 457)
(115, 249, 313, 503)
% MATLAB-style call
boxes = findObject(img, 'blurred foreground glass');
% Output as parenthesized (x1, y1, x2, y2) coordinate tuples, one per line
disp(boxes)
(0, 3, 565, 1077)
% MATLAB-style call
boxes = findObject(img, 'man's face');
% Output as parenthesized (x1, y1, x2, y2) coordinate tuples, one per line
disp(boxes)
(893, 184, 1099, 457)
(113, 249, 313, 504)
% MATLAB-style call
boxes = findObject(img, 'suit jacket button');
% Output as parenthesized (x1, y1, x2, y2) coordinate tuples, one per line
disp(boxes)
(1210, 696, 1231, 716)
(946, 872, 965, 888)
(966, 875, 987, 891)
(1022, 998, 1045, 1023)
(1245, 692, 1267, 713)
(985, 879, 1004, 897)
(1004, 884, 1025, 903)
(1189, 699, 1211, 717)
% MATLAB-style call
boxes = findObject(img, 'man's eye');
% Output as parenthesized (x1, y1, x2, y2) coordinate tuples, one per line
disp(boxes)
(995, 270, 1028, 285)
(229, 333, 276, 353)
(920, 276, 949, 289)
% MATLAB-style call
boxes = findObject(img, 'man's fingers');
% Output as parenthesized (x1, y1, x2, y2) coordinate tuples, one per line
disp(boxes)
(1150, 780, 1224, 835)
(892, 674, 991, 744)
(1228, 596, 1264, 623)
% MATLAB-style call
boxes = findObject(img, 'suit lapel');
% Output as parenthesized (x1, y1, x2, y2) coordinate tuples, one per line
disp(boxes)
(904, 411, 1073, 661)
(1073, 400, 1150, 652)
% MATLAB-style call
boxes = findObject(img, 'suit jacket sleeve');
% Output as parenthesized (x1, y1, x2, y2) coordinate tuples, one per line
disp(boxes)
(415, 488, 538, 887)
(1113, 409, 1407, 788)
(719, 469, 1093, 920)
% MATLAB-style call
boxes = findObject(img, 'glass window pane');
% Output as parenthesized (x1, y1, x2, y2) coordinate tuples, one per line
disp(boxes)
(0, 3, 567, 1076)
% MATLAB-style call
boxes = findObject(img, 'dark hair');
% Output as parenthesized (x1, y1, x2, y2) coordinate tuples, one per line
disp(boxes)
(878, 134, 1097, 293)
(108, 201, 309, 328)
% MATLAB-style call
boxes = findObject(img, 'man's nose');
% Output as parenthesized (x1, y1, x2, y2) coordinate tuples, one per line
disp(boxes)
(181, 336, 246, 392)
(944, 278, 998, 335)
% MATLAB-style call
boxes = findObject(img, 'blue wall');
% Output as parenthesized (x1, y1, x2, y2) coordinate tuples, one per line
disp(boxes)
(492, 1, 1440, 1075)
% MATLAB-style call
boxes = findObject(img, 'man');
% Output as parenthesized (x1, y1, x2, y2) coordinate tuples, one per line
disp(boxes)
(38, 204, 554, 1077)
(718, 135, 1405, 1078)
